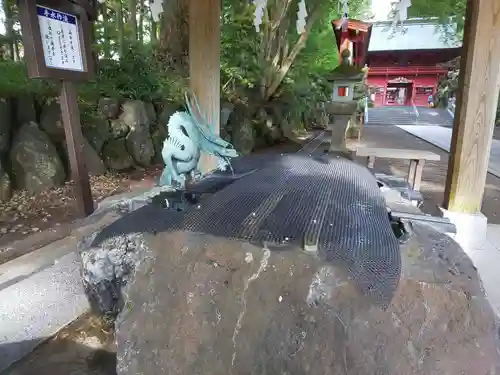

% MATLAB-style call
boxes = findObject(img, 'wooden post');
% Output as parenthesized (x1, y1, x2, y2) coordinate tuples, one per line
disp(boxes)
(443, 0, 500, 213)
(60, 81, 94, 216)
(188, 0, 221, 174)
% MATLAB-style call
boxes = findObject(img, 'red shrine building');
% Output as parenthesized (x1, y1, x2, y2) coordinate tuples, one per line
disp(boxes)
(331, 18, 462, 107)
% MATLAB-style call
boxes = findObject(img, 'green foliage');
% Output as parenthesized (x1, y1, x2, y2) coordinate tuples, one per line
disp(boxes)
(0, 60, 56, 97)
(0, 0, 372, 133)
(0, 43, 186, 109)
(80, 43, 168, 102)
(220, 2, 262, 98)
(408, 0, 466, 39)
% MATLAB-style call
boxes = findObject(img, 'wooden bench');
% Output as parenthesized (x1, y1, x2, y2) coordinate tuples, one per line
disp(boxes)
(354, 147, 441, 192)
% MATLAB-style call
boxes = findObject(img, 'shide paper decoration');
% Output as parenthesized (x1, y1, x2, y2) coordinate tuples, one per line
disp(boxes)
(339, 0, 349, 32)
(296, 0, 307, 34)
(253, 0, 308, 34)
(143, 0, 312, 35)
(150, 0, 164, 22)
(391, 0, 412, 30)
(253, 0, 267, 32)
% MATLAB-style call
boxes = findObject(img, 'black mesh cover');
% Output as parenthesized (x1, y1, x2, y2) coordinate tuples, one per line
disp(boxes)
(94, 153, 401, 305)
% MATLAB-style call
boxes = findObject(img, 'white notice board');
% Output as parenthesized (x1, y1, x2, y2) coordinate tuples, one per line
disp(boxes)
(36, 5, 85, 72)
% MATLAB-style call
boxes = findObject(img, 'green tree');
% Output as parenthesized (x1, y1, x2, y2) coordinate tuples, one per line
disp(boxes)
(408, 0, 466, 36)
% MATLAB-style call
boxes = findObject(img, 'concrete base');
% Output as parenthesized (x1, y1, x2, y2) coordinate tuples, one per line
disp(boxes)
(439, 207, 488, 251)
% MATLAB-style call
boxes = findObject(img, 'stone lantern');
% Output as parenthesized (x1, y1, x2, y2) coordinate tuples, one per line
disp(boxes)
(325, 50, 364, 152)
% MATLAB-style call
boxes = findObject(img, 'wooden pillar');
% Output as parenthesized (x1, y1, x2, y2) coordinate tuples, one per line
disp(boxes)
(443, 0, 500, 213)
(188, 0, 221, 174)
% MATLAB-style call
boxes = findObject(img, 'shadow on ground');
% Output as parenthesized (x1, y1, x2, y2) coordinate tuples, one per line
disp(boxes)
(1, 314, 116, 375)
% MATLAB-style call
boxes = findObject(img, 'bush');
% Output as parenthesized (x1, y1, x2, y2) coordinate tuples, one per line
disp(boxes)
(0, 60, 56, 97)
(0, 43, 186, 108)
(79, 43, 185, 104)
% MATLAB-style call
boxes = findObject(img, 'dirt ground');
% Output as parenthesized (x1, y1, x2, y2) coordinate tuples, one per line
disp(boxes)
(0, 167, 163, 249)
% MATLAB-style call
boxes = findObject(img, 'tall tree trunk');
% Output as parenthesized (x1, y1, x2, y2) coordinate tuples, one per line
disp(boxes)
(2, 0, 15, 60)
(115, 0, 125, 56)
(151, 19, 158, 43)
(160, 0, 189, 72)
(102, 3, 111, 58)
(14, 37, 20, 61)
(138, 0, 144, 43)
(128, 0, 137, 41)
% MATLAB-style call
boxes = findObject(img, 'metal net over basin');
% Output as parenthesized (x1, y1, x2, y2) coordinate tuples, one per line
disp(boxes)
(94, 153, 401, 305)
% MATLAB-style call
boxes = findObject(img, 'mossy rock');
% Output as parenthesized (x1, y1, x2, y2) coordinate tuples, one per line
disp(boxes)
(102, 138, 134, 171)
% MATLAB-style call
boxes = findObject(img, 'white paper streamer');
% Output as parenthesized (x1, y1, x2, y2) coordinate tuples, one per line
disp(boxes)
(391, 0, 411, 29)
(253, 0, 267, 32)
(150, 0, 164, 22)
(296, 0, 307, 34)
(340, 0, 349, 32)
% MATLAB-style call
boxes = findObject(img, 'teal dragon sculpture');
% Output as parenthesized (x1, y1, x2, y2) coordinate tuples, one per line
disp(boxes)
(158, 93, 238, 189)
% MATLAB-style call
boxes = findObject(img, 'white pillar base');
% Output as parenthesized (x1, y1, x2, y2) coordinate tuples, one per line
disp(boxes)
(439, 207, 488, 252)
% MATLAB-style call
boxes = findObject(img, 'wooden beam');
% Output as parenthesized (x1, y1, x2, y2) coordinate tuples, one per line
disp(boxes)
(443, 0, 500, 213)
(188, 0, 221, 174)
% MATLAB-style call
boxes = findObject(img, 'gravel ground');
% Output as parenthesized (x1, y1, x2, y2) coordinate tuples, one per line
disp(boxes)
(0, 168, 163, 248)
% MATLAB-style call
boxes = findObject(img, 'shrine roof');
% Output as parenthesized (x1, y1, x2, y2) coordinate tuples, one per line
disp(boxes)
(331, 18, 372, 32)
(368, 19, 461, 52)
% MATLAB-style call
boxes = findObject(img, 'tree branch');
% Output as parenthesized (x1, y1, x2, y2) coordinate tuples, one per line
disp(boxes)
(264, 5, 320, 99)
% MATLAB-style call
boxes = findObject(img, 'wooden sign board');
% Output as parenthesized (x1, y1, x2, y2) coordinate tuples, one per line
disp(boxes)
(18, 0, 97, 216)
(18, 0, 95, 81)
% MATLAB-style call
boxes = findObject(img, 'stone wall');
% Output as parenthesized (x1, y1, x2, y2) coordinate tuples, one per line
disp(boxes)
(0, 95, 291, 202)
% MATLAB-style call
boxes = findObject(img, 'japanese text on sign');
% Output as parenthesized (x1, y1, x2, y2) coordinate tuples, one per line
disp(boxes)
(37, 5, 84, 72)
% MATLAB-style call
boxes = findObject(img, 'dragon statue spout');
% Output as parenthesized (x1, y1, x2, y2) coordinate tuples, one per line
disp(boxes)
(159, 93, 239, 189)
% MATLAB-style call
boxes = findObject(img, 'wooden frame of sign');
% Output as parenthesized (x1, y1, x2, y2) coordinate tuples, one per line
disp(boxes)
(18, 0, 97, 216)
(18, 0, 95, 81)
